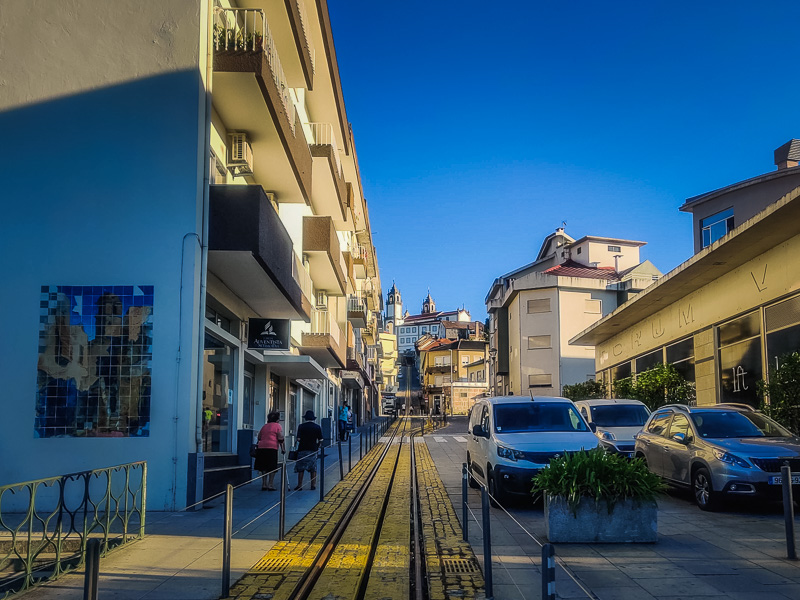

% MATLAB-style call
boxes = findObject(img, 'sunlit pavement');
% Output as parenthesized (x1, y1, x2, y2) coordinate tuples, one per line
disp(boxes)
(428, 415, 800, 600)
(20, 423, 380, 600)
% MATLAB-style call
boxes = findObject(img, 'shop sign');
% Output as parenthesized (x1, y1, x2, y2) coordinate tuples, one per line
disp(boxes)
(248, 318, 290, 350)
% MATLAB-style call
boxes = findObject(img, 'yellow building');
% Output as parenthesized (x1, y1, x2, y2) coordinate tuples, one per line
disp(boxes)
(573, 147, 800, 408)
(420, 340, 488, 415)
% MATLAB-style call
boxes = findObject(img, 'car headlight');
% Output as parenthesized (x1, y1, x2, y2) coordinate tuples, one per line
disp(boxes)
(712, 449, 751, 468)
(496, 445, 524, 461)
(600, 431, 616, 441)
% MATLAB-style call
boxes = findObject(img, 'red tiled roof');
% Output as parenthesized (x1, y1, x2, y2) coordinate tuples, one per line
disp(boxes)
(542, 260, 620, 281)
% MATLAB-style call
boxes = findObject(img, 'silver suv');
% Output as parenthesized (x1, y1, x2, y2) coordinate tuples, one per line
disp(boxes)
(635, 403, 800, 510)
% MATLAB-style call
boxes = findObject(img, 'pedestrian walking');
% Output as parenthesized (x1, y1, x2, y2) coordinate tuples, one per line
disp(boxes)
(294, 410, 323, 490)
(338, 401, 349, 441)
(255, 411, 284, 491)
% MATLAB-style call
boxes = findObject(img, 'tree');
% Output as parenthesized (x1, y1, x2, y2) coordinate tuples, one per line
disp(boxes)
(562, 379, 607, 401)
(757, 352, 800, 434)
(613, 363, 695, 411)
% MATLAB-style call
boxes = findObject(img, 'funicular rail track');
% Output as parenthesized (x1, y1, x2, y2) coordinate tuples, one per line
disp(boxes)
(229, 417, 429, 600)
(290, 417, 425, 600)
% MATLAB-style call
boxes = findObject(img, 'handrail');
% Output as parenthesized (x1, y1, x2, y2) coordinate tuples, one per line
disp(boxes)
(306, 122, 343, 178)
(295, 0, 316, 74)
(213, 7, 296, 134)
(0, 461, 146, 597)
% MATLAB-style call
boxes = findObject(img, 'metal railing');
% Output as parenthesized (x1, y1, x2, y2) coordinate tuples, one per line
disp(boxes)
(306, 122, 343, 178)
(309, 309, 342, 347)
(213, 7, 296, 133)
(295, 0, 316, 74)
(293, 252, 314, 306)
(0, 462, 146, 598)
(347, 295, 367, 315)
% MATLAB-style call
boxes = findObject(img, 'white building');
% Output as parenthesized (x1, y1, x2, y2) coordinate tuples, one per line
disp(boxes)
(486, 229, 661, 396)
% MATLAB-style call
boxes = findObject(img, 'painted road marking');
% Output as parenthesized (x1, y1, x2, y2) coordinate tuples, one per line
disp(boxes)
(434, 436, 447, 443)
(453, 436, 467, 443)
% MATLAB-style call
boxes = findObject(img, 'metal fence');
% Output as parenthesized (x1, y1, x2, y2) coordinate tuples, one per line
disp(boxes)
(0, 461, 146, 598)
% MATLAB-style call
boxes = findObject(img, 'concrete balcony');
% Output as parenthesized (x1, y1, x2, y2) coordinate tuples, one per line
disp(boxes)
(302, 216, 346, 295)
(347, 295, 368, 328)
(212, 7, 312, 205)
(307, 122, 348, 223)
(299, 309, 345, 368)
(208, 185, 311, 321)
(352, 243, 368, 279)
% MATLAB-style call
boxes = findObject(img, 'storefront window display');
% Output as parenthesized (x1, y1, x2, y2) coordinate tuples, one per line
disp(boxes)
(718, 312, 762, 407)
(203, 333, 235, 452)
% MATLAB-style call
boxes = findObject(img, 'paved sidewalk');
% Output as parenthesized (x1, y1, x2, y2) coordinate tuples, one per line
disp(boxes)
(20, 424, 381, 600)
(428, 416, 800, 600)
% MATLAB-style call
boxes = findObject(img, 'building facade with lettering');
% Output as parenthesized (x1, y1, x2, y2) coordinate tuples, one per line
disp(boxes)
(486, 229, 661, 397)
(572, 147, 800, 407)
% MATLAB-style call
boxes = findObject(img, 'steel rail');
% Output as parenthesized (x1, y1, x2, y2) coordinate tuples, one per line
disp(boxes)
(410, 425, 425, 600)
(290, 418, 408, 600)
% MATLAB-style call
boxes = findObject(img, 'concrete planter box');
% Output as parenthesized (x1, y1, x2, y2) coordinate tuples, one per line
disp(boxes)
(544, 495, 657, 543)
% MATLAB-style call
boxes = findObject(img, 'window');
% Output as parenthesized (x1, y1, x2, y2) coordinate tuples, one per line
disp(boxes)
(635, 349, 662, 374)
(584, 299, 601, 314)
(717, 311, 762, 407)
(608, 245, 621, 253)
(666, 337, 695, 382)
(765, 294, 800, 371)
(493, 402, 589, 433)
(527, 335, 551, 349)
(646, 411, 671, 436)
(667, 413, 692, 441)
(576, 247, 582, 255)
(528, 374, 552, 388)
(461, 355, 470, 365)
(701, 208, 734, 248)
(527, 298, 551, 313)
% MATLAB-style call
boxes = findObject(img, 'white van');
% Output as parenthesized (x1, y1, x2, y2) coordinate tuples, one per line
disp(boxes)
(466, 395, 598, 503)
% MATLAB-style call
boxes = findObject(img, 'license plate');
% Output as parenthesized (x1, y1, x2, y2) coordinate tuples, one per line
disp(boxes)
(768, 475, 800, 485)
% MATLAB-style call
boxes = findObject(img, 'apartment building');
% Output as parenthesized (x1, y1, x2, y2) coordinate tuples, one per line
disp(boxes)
(486, 229, 661, 397)
(573, 141, 800, 407)
(0, 0, 385, 509)
(419, 339, 489, 415)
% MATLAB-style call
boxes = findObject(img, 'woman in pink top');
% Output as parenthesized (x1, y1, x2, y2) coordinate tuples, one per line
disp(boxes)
(255, 411, 285, 490)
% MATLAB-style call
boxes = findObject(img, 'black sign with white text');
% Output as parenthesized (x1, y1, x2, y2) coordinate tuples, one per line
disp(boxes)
(248, 318, 290, 350)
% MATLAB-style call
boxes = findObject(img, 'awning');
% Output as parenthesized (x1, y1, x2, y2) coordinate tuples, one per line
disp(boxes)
(341, 370, 364, 389)
(264, 354, 327, 380)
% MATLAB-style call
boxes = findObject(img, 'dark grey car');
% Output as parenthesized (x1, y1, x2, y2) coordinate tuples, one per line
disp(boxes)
(634, 403, 800, 510)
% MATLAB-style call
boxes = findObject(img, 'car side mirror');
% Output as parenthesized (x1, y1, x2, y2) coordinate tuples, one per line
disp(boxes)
(589, 423, 597, 433)
(472, 424, 486, 438)
(672, 432, 687, 444)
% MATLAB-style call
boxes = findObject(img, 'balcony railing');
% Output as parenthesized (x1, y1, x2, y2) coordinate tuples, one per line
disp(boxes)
(214, 7, 296, 133)
(307, 122, 343, 178)
(347, 295, 367, 314)
(293, 253, 313, 306)
(309, 309, 341, 344)
(296, 0, 316, 74)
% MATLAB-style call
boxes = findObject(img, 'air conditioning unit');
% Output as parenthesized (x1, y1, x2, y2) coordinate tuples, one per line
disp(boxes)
(227, 132, 254, 176)
(316, 291, 328, 309)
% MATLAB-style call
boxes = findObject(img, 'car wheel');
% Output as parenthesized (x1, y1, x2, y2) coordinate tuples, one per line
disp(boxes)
(466, 454, 480, 489)
(487, 468, 503, 508)
(693, 467, 718, 511)
(636, 453, 649, 469)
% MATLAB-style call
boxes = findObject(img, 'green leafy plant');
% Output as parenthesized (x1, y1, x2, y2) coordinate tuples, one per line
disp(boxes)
(758, 351, 800, 434)
(531, 448, 665, 514)
(562, 379, 607, 401)
(613, 363, 695, 411)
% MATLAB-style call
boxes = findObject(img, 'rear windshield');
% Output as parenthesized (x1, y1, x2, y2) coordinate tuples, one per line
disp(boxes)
(590, 404, 650, 427)
(493, 403, 589, 433)
(690, 411, 793, 439)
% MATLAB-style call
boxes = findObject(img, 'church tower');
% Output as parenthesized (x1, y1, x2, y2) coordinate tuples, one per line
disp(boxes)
(422, 290, 436, 314)
(386, 281, 403, 329)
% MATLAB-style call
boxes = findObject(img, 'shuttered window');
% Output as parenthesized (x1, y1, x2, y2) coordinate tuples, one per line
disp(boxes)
(527, 335, 551, 349)
(527, 298, 551, 313)
(528, 374, 552, 388)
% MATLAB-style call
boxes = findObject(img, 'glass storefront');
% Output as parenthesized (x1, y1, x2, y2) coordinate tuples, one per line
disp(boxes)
(717, 312, 762, 407)
(203, 333, 235, 452)
(243, 364, 255, 429)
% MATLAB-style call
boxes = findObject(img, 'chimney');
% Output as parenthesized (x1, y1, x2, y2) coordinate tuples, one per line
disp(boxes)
(774, 139, 800, 170)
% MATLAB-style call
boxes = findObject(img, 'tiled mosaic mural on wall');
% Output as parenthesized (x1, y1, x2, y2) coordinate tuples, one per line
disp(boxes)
(36, 286, 154, 438)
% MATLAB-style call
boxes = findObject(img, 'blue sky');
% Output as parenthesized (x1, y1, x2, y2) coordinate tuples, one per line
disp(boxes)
(328, 1, 800, 321)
